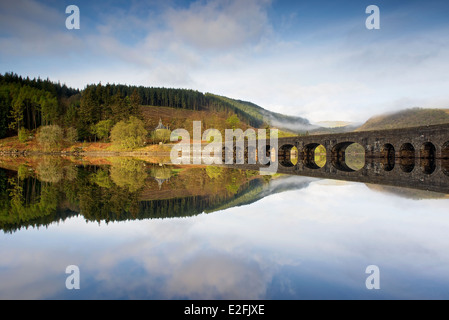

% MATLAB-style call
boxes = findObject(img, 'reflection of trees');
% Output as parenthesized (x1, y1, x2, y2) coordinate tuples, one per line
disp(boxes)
(36, 157, 77, 183)
(0, 164, 269, 232)
(206, 166, 223, 180)
(37, 160, 63, 183)
(77, 183, 140, 223)
(0, 174, 59, 233)
(90, 169, 113, 189)
(110, 158, 148, 192)
(225, 169, 248, 195)
(149, 165, 174, 189)
(150, 166, 172, 180)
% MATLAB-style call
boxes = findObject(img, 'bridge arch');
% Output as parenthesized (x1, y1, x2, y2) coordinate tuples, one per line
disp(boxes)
(303, 143, 326, 169)
(278, 144, 297, 168)
(400, 143, 415, 158)
(331, 142, 358, 172)
(381, 143, 395, 171)
(258, 145, 277, 164)
(420, 142, 436, 159)
(420, 142, 436, 174)
(399, 143, 415, 173)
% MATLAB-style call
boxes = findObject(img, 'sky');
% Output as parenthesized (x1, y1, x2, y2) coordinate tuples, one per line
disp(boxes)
(1, 0, 449, 124)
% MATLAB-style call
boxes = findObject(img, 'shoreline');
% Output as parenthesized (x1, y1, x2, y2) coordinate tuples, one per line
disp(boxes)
(0, 139, 174, 158)
(0, 149, 173, 158)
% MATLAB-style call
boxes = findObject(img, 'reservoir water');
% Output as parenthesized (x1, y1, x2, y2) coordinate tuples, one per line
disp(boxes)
(0, 156, 448, 300)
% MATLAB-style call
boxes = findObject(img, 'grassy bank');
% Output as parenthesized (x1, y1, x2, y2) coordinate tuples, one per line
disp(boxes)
(0, 135, 172, 155)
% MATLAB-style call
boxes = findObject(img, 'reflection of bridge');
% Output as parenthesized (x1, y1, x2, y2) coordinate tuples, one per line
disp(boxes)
(230, 124, 449, 194)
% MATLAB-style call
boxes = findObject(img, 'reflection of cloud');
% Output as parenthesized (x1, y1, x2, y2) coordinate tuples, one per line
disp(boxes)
(1, 181, 449, 299)
(166, 253, 268, 299)
(0, 248, 75, 299)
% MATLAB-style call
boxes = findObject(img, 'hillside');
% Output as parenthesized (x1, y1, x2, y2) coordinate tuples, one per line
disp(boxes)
(356, 108, 449, 131)
(0, 72, 314, 146)
(207, 94, 314, 133)
(140, 105, 254, 136)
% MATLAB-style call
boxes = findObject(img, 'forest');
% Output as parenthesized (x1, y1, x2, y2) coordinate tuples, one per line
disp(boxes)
(0, 72, 267, 146)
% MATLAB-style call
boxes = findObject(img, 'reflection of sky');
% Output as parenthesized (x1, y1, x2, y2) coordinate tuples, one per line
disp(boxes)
(1, 179, 449, 300)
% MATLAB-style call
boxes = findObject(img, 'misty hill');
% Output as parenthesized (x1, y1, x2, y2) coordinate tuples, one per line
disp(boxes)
(356, 108, 449, 131)
(309, 123, 360, 135)
(198, 94, 314, 133)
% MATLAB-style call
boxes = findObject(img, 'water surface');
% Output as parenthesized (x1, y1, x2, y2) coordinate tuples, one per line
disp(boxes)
(0, 157, 448, 300)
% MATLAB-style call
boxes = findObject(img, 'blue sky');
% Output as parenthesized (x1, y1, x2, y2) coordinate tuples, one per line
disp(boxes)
(1, 0, 449, 123)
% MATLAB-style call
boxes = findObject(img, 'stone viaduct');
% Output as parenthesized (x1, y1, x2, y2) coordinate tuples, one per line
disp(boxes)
(226, 123, 449, 194)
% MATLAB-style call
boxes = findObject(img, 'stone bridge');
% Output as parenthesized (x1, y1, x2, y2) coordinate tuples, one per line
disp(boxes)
(226, 123, 449, 194)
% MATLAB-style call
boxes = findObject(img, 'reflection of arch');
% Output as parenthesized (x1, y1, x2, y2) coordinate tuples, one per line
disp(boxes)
(261, 146, 277, 163)
(400, 158, 415, 173)
(399, 143, 415, 173)
(331, 142, 356, 172)
(279, 144, 296, 168)
(304, 143, 320, 169)
(420, 142, 436, 159)
(381, 143, 395, 171)
(266, 145, 271, 157)
(420, 142, 436, 174)
(303, 143, 326, 170)
(400, 143, 415, 158)
(254, 145, 273, 165)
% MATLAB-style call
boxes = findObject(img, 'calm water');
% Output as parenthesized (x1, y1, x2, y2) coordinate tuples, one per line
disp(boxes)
(0, 157, 449, 300)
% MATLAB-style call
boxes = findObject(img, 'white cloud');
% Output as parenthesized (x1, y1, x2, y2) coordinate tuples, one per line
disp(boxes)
(0, 0, 85, 56)
(1, 0, 449, 124)
(164, 0, 272, 50)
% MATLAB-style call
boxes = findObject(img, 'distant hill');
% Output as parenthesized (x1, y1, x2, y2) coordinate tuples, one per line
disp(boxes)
(309, 124, 360, 135)
(315, 121, 353, 128)
(356, 108, 449, 131)
(207, 94, 315, 133)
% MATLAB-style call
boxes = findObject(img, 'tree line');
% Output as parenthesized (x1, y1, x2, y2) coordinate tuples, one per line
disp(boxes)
(0, 72, 264, 144)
